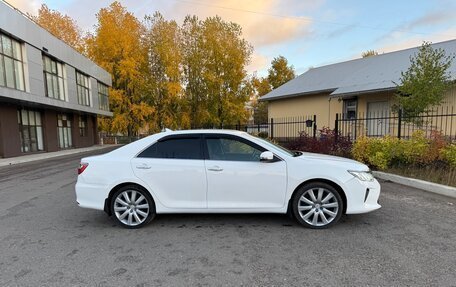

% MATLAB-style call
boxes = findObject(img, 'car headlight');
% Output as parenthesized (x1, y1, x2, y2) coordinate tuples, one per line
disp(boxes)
(348, 170, 375, 181)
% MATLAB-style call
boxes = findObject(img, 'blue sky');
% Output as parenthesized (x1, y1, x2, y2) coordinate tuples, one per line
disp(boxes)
(9, 0, 456, 76)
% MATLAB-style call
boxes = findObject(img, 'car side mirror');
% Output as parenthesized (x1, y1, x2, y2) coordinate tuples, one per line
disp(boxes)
(260, 151, 274, 162)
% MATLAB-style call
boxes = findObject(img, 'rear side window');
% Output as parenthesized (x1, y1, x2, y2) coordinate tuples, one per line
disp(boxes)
(138, 137, 202, 159)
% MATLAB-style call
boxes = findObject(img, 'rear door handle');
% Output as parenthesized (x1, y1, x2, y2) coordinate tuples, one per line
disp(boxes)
(136, 164, 151, 170)
(207, 166, 223, 172)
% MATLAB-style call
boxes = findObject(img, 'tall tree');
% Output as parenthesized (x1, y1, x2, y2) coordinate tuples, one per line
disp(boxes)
(394, 41, 455, 120)
(182, 16, 252, 127)
(30, 4, 85, 54)
(86, 1, 152, 135)
(267, 55, 295, 89)
(362, 50, 379, 58)
(143, 12, 189, 131)
(182, 15, 209, 128)
(251, 76, 271, 123)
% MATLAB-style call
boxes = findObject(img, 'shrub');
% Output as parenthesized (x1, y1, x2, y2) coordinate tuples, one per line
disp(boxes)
(352, 130, 451, 170)
(283, 127, 352, 157)
(441, 144, 456, 167)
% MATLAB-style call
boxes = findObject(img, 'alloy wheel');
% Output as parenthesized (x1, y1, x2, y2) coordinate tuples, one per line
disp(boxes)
(297, 187, 339, 227)
(113, 190, 150, 227)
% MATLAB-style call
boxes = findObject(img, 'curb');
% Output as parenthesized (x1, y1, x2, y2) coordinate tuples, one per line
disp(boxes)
(373, 171, 456, 199)
(0, 145, 120, 167)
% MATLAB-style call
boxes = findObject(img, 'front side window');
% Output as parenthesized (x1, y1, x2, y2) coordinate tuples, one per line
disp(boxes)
(98, 82, 109, 111)
(0, 33, 25, 91)
(79, 115, 87, 137)
(206, 136, 264, 162)
(18, 109, 44, 153)
(43, 55, 66, 101)
(76, 71, 90, 106)
(57, 114, 72, 149)
(138, 137, 202, 160)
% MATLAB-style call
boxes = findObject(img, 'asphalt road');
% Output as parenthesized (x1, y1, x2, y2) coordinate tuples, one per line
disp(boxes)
(0, 148, 455, 287)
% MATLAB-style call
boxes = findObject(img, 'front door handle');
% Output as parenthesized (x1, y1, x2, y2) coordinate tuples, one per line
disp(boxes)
(136, 164, 151, 170)
(207, 166, 223, 172)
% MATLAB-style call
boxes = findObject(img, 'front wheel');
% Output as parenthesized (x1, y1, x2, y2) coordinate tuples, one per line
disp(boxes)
(110, 185, 155, 229)
(292, 182, 343, 229)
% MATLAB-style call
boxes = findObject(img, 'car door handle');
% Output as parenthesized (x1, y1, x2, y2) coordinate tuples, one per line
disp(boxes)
(136, 164, 151, 170)
(207, 166, 223, 172)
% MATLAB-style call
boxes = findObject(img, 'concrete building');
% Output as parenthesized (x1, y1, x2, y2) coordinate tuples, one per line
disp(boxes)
(0, 1, 112, 158)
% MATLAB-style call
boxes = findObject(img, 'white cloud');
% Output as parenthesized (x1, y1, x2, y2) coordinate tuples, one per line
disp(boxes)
(4, 0, 42, 15)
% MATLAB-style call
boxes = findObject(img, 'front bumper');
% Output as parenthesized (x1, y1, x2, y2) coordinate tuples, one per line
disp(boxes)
(344, 177, 381, 214)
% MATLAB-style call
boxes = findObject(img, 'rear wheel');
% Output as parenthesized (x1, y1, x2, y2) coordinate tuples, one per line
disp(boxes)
(110, 185, 155, 229)
(292, 182, 343, 229)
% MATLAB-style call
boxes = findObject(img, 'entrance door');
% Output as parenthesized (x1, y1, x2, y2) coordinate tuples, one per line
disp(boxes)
(367, 102, 390, 136)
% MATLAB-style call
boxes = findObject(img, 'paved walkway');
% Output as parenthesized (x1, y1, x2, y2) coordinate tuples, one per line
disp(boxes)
(0, 145, 120, 167)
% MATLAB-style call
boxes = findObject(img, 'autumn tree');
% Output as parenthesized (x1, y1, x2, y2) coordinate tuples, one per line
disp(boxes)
(183, 16, 252, 127)
(142, 12, 189, 131)
(362, 50, 379, 58)
(182, 16, 209, 128)
(267, 55, 295, 89)
(30, 4, 85, 54)
(394, 42, 455, 120)
(86, 1, 152, 135)
(251, 76, 271, 124)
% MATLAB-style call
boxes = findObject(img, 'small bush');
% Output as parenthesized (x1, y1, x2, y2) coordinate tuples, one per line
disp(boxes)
(352, 130, 452, 170)
(283, 127, 352, 157)
(441, 144, 456, 167)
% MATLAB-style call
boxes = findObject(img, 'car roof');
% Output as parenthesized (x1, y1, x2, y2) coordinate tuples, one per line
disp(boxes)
(162, 129, 248, 136)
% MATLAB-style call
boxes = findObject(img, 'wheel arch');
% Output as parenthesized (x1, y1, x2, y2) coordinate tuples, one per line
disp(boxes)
(104, 182, 155, 216)
(287, 178, 347, 215)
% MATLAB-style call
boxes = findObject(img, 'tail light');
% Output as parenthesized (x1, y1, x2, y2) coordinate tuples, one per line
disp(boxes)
(78, 162, 89, 175)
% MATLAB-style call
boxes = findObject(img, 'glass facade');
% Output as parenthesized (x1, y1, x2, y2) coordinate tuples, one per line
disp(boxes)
(57, 114, 72, 149)
(76, 71, 90, 106)
(0, 33, 25, 91)
(43, 55, 66, 101)
(18, 109, 44, 153)
(97, 82, 109, 111)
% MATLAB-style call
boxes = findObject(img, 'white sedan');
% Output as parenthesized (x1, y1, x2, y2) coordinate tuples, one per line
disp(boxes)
(75, 130, 381, 229)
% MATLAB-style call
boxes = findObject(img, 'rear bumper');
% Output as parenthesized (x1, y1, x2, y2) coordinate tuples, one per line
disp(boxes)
(75, 180, 109, 211)
(344, 177, 381, 214)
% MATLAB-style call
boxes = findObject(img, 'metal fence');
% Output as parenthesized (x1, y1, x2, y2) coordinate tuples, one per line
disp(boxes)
(335, 106, 456, 141)
(226, 115, 317, 143)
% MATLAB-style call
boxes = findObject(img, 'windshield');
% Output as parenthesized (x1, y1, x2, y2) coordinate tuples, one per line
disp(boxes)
(252, 136, 299, 157)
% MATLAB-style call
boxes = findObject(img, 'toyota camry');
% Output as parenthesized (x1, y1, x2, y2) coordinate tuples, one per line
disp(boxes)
(75, 130, 381, 229)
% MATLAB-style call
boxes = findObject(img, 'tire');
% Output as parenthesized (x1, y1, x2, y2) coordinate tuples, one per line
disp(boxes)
(110, 185, 155, 229)
(292, 182, 343, 229)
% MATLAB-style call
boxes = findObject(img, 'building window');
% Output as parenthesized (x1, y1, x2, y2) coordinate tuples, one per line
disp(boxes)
(18, 109, 44, 153)
(0, 33, 25, 91)
(76, 71, 90, 106)
(343, 99, 357, 120)
(97, 82, 109, 111)
(57, 114, 72, 149)
(43, 55, 66, 101)
(79, 115, 88, 137)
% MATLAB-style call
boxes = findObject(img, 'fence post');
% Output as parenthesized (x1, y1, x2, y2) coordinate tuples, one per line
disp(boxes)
(334, 113, 339, 143)
(313, 115, 317, 139)
(397, 109, 402, 139)
(257, 123, 260, 133)
(270, 118, 274, 139)
(237, 120, 241, 131)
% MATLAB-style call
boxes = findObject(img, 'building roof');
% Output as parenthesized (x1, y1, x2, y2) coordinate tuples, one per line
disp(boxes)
(261, 39, 456, 101)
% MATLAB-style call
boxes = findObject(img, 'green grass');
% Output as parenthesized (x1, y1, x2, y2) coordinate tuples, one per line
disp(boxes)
(385, 164, 456, 187)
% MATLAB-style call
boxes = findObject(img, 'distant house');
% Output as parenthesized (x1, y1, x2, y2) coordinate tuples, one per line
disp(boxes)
(260, 39, 456, 138)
